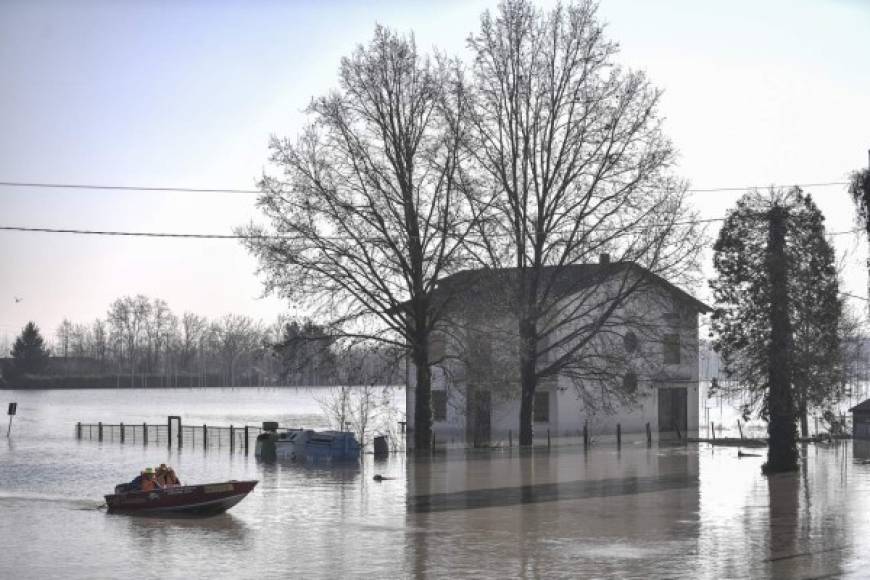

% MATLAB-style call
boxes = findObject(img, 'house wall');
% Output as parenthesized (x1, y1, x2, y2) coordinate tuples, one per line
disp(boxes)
(406, 278, 703, 447)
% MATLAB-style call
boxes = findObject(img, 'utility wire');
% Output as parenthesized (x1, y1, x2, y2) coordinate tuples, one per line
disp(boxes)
(0, 180, 852, 196)
(0, 179, 861, 240)
(0, 224, 863, 240)
(0, 181, 260, 195)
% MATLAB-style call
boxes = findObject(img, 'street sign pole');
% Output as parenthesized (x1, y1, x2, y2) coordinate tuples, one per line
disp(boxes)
(7, 402, 17, 438)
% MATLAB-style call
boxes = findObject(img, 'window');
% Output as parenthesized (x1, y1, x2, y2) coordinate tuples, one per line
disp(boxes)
(663, 334, 681, 365)
(623, 372, 638, 393)
(429, 333, 446, 361)
(663, 312, 681, 328)
(432, 390, 447, 421)
(534, 390, 550, 423)
(623, 331, 638, 353)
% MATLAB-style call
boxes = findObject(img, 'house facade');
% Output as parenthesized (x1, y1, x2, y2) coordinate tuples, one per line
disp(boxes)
(406, 259, 710, 447)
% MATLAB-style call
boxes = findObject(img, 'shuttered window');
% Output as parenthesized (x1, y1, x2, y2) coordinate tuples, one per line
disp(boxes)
(432, 390, 447, 421)
(534, 390, 550, 423)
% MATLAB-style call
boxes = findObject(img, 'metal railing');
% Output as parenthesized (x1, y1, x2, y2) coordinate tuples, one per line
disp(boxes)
(75, 418, 264, 454)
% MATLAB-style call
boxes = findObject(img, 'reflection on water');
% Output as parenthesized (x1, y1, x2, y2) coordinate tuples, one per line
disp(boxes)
(3, 389, 870, 578)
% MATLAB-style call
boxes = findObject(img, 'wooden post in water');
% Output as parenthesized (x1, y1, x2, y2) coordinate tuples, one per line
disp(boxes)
(737, 420, 744, 439)
(120, 422, 125, 443)
(711, 422, 716, 441)
(583, 421, 589, 449)
(675, 422, 681, 442)
(547, 429, 551, 448)
(244, 425, 249, 455)
(98, 422, 103, 442)
(646, 422, 652, 447)
(76, 422, 81, 439)
(178, 419, 183, 449)
(508, 429, 512, 448)
(203, 424, 208, 450)
(229, 425, 235, 452)
(143, 422, 148, 446)
(167, 417, 172, 449)
(617, 424, 622, 449)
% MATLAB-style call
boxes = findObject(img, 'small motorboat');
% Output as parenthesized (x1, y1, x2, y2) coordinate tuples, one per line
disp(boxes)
(105, 480, 257, 517)
(255, 423, 360, 461)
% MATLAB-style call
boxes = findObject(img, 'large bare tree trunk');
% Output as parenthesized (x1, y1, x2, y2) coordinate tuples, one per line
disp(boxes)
(413, 341, 432, 451)
(518, 316, 537, 446)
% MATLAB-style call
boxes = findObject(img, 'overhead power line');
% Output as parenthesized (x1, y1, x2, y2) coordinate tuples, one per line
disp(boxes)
(0, 180, 851, 196)
(0, 224, 863, 240)
(0, 181, 260, 195)
(0, 226, 248, 239)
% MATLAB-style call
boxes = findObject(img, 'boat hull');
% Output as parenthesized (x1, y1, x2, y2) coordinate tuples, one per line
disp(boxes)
(105, 480, 257, 517)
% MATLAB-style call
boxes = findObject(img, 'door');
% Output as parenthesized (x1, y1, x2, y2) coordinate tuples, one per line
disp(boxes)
(658, 387, 687, 434)
(466, 388, 492, 447)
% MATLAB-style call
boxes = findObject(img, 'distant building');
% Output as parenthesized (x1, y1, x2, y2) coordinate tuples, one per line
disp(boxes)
(850, 399, 870, 439)
(405, 258, 710, 447)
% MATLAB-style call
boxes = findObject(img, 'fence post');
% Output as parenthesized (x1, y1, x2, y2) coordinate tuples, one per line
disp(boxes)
(244, 425, 250, 455)
(76, 422, 82, 439)
(143, 422, 148, 446)
(617, 424, 622, 449)
(167, 417, 172, 449)
(737, 420, 744, 440)
(229, 425, 235, 452)
(98, 422, 103, 442)
(120, 422, 125, 443)
(646, 422, 652, 447)
(711, 422, 716, 441)
(178, 418, 183, 449)
(583, 421, 589, 449)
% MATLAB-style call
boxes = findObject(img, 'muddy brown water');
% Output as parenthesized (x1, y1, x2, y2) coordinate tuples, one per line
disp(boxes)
(2, 388, 869, 579)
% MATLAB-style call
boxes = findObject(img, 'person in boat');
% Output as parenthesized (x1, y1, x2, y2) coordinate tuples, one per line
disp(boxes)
(140, 467, 161, 492)
(156, 464, 181, 487)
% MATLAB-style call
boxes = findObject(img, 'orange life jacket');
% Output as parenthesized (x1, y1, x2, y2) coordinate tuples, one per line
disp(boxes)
(141, 477, 158, 492)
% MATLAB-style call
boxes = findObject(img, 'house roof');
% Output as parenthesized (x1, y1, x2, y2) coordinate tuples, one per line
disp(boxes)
(429, 262, 711, 314)
(849, 399, 870, 413)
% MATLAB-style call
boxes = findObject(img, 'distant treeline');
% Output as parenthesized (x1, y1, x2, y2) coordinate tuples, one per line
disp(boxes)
(0, 295, 402, 389)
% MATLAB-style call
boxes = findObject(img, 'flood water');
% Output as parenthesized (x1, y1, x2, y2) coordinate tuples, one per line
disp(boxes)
(2, 388, 870, 579)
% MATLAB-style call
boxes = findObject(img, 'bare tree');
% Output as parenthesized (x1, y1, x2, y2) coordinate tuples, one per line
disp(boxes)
(212, 314, 264, 386)
(240, 26, 474, 450)
(92, 319, 108, 364)
(316, 343, 405, 448)
(464, 0, 703, 444)
(107, 295, 151, 387)
(56, 319, 73, 359)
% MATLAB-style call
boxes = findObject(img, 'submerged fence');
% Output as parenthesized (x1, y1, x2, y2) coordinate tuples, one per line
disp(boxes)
(75, 417, 264, 454)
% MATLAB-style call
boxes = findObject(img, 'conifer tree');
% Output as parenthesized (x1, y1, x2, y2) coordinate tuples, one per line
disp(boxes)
(10, 322, 50, 375)
(710, 188, 843, 472)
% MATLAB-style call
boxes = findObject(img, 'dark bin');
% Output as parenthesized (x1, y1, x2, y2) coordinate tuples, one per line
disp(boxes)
(373, 435, 389, 456)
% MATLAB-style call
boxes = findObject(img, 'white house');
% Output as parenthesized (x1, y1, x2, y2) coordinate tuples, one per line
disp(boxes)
(406, 257, 710, 447)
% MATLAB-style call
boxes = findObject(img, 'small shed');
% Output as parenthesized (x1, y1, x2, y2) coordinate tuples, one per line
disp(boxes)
(849, 399, 870, 439)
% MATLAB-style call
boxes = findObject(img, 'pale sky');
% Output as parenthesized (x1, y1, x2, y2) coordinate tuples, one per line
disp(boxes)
(1, 0, 869, 346)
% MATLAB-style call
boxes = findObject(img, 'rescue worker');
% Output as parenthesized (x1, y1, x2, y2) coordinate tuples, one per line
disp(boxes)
(140, 467, 160, 492)
(155, 464, 169, 487)
(156, 463, 181, 487)
(164, 465, 181, 486)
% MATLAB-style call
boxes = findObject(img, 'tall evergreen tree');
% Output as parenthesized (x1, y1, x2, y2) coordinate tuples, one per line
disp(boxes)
(710, 189, 843, 472)
(10, 322, 50, 375)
